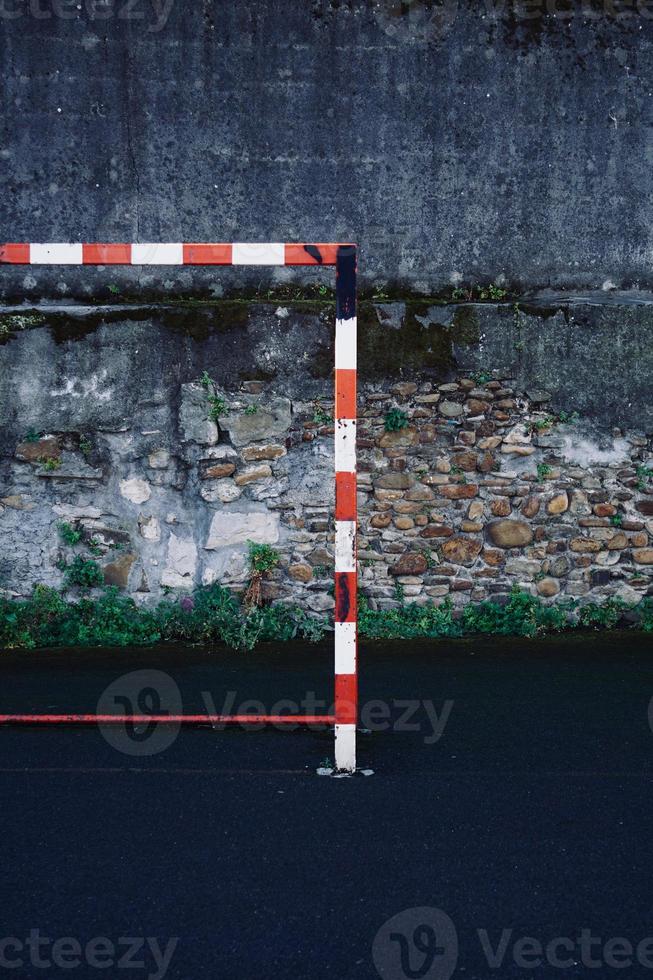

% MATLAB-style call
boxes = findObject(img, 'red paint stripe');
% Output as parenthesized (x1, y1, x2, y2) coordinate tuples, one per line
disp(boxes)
(335, 368, 357, 419)
(183, 243, 233, 265)
(0, 243, 30, 263)
(0, 714, 336, 725)
(335, 471, 357, 521)
(335, 674, 357, 724)
(83, 243, 132, 265)
(335, 571, 357, 623)
(284, 243, 340, 266)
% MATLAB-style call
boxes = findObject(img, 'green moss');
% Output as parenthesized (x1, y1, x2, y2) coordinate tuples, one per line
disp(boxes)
(0, 311, 47, 343)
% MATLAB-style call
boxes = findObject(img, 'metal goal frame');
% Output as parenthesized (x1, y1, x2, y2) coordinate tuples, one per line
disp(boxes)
(0, 241, 358, 772)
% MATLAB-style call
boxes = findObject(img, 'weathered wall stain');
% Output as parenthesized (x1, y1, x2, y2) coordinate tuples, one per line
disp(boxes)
(1, 1, 652, 298)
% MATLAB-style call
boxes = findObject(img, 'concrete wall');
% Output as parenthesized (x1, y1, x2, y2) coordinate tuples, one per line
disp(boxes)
(1, 1, 653, 298)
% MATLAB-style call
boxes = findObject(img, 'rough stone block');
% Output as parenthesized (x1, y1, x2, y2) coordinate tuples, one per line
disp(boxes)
(206, 512, 280, 550)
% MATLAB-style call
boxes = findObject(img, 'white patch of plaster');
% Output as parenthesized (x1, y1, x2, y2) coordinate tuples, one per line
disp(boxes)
(119, 478, 151, 504)
(138, 515, 160, 542)
(165, 533, 197, 579)
(558, 427, 631, 467)
(148, 449, 170, 469)
(50, 369, 113, 403)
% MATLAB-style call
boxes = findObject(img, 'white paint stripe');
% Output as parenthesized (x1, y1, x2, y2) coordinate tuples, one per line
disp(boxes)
(335, 419, 356, 473)
(131, 243, 183, 265)
(30, 243, 83, 264)
(335, 622, 356, 673)
(232, 243, 285, 265)
(335, 317, 357, 369)
(334, 723, 356, 772)
(335, 521, 356, 573)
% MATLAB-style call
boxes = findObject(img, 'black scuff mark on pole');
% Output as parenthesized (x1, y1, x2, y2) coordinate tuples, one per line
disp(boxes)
(336, 244, 357, 320)
(304, 244, 323, 264)
(335, 572, 352, 622)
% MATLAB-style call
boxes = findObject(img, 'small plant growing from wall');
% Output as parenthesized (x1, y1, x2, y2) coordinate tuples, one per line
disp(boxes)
(478, 284, 507, 301)
(59, 555, 104, 590)
(244, 541, 280, 609)
(556, 410, 580, 425)
(244, 404, 259, 415)
(312, 402, 333, 426)
(526, 410, 580, 436)
(79, 435, 92, 457)
(384, 407, 409, 432)
(39, 455, 62, 472)
(636, 465, 653, 492)
(451, 284, 507, 302)
(536, 463, 553, 483)
(58, 522, 83, 546)
(200, 371, 228, 422)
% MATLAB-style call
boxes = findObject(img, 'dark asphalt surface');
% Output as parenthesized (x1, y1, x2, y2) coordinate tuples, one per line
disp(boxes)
(0, 632, 652, 979)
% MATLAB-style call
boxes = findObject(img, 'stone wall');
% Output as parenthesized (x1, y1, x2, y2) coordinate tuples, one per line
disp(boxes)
(1, 305, 652, 612)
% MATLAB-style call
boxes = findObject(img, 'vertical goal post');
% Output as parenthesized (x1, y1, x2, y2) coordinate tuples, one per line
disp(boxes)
(0, 242, 359, 773)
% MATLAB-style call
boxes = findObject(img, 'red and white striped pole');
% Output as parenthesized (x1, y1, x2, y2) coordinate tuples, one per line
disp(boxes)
(0, 241, 359, 772)
(334, 245, 358, 771)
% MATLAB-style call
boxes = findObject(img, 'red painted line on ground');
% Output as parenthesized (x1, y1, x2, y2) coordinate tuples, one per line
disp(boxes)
(0, 714, 336, 725)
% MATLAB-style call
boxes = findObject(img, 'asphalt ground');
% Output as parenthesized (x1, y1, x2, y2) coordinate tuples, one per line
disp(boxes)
(0, 631, 652, 979)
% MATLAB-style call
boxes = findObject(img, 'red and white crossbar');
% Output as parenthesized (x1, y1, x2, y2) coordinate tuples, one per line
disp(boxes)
(0, 242, 358, 772)
(0, 242, 345, 266)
